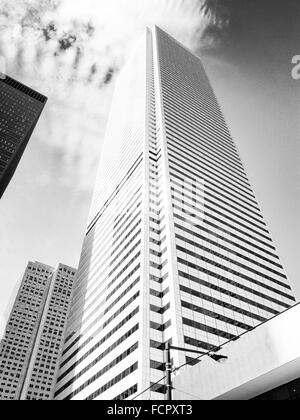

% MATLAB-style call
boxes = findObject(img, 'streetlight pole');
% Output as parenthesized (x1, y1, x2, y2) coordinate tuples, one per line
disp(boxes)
(165, 342, 173, 401)
(164, 344, 227, 401)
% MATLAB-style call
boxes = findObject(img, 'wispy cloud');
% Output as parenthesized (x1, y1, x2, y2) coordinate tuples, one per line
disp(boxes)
(0, 0, 230, 189)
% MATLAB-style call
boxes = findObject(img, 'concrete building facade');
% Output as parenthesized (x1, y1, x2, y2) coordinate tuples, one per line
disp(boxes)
(54, 26, 295, 401)
(0, 262, 76, 400)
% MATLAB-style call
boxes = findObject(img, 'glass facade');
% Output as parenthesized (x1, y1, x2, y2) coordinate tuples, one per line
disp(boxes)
(0, 75, 47, 198)
(54, 26, 295, 401)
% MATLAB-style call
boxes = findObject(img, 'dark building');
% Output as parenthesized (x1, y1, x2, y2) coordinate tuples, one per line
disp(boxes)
(253, 378, 300, 400)
(0, 75, 47, 198)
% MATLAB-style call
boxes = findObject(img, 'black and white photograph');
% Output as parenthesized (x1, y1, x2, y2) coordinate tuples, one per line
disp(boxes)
(0, 0, 299, 405)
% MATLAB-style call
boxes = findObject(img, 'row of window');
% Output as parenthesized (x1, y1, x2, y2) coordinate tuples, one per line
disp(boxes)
(76, 291, 140, 348)
(64, 345, 139, 401)
(84, 362, 138, 401)
(55, 323, 139, 396)
(68, 251, 141, 337)
(73, 184, 141, 299)
(69, 211, 141, 316)
(174, 215, 281, 268)
(182, 317, 235, 341)
(79, 277, 140, 338)
(184, 335, 219, 352)
(64, 258, 138, 347)
(163, 111, 246, 178)
(168, 139, 253, 199)
(171, 173, 263, 227)
(171, 188, 270, 244)
(1, 77, 47, 103)
(177, 245, 293, 301)
(86, 154, 143, 235)
(176, 231, 287, 285)
(178, 272, 274, 320)
(164, 116, 244, 176)
(59, 307, 139, 371)
(181, 300, 252, 332)
(161, 79, 238, 155)
(112, 384, 138, 400)
(169, 159, 260, 217)
(173, 202, 275, 253)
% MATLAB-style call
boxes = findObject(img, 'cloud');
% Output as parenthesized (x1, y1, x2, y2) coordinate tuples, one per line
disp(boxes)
(0, 0, 230, 190)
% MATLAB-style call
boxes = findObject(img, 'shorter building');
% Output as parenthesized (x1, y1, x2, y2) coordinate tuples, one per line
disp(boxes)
(0, 75, 47, 198)
(172, 302, 300, 400)
(0, 262, 76, 400)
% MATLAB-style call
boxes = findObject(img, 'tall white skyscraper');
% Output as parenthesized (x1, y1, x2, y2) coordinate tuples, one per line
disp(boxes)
(0, 262, 76, 400)
(54, 26, 295, 401)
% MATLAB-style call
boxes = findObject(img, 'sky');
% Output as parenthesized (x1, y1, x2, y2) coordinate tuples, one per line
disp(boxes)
(0, 0, 299, 335)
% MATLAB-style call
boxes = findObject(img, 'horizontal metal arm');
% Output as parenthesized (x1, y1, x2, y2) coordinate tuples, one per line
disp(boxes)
(168, 344, 207, 355)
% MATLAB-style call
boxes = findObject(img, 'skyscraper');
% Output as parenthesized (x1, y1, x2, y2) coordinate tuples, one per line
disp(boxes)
(0, 262, 76, 400)
(54, 26, 295, 401)
(20, 264, 77, 400)
(0, 262, 54, 400)
(0, 75, 47, 198)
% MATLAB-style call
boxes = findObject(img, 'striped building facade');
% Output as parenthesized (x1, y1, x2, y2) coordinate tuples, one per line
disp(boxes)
(54, 26, 295, 401)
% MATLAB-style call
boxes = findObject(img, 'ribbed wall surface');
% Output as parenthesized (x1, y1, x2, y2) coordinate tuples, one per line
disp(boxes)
(55, 26, 295, 401)
(155, 27, 295, 365)
(54, 33, 148, 401)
